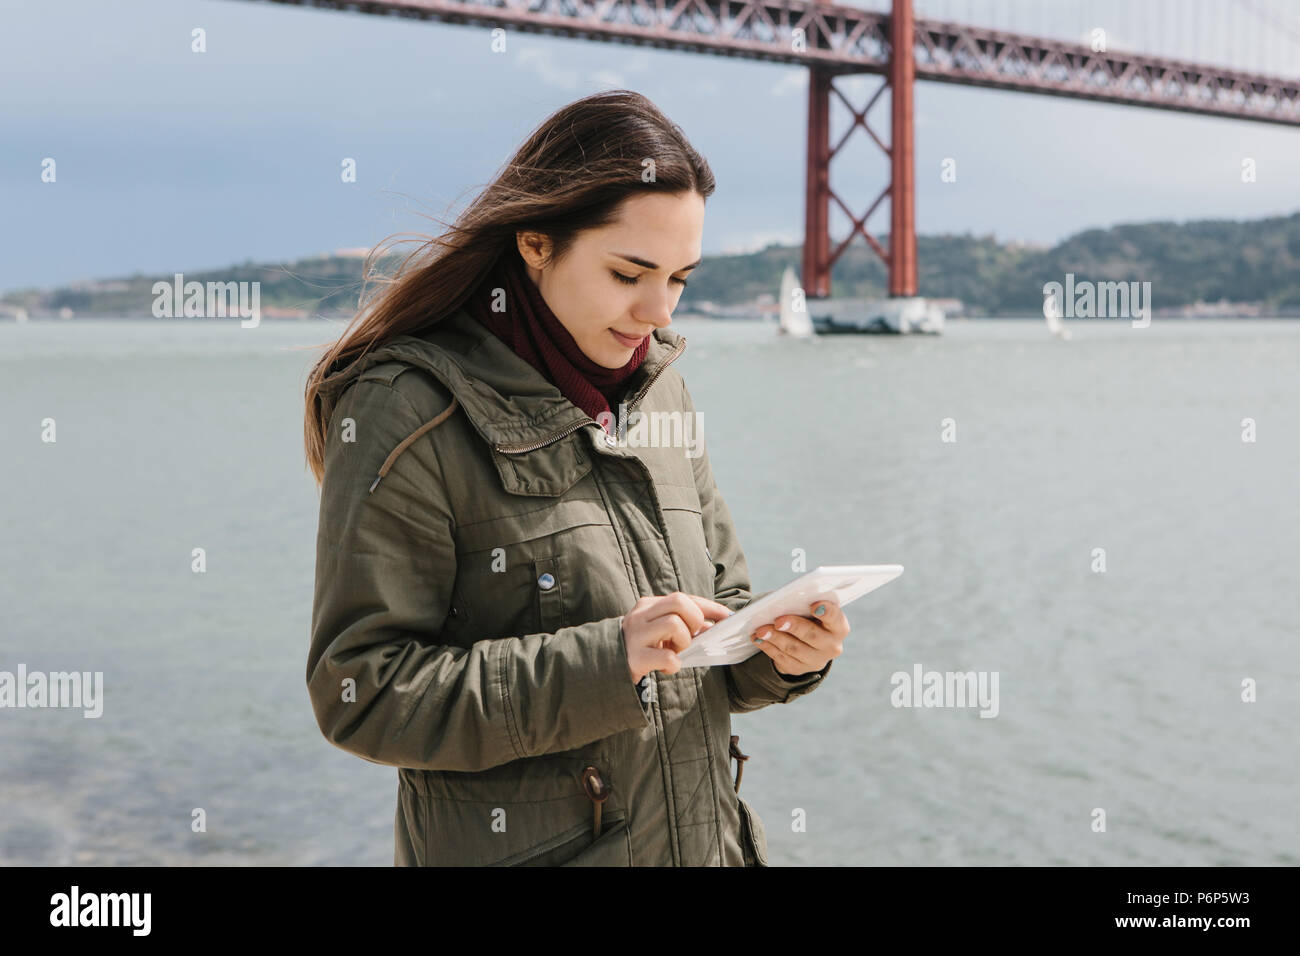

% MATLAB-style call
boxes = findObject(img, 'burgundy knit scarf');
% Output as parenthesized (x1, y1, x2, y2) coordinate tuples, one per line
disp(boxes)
(465, 253, 650, 434)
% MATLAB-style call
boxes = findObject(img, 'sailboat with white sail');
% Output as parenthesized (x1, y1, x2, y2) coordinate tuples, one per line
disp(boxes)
(1044, 289, 1072, 340)
(777, 266, 814, 337)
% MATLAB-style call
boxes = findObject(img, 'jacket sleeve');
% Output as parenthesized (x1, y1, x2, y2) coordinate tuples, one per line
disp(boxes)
(680, 378, 832, 714)
(307, 377, 652, 772)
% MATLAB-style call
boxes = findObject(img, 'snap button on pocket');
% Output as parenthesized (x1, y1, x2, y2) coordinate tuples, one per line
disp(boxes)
(603, 434, 617, 447)
(532, 556, 565, 632)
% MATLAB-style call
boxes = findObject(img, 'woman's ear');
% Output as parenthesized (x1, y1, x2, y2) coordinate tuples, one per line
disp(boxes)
(515, 230, 552, 271)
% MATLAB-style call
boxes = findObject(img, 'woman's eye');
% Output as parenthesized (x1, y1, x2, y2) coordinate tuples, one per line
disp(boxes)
(610, 270, 690, 289)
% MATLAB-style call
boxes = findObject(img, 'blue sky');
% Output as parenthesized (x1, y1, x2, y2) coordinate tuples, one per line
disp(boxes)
(2, 0, 1298, 293)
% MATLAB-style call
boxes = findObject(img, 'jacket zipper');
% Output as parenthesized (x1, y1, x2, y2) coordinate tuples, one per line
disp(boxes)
(506, 334, 686, 861)
(492, 417, 590, 456)
(492, 336, 687, 455)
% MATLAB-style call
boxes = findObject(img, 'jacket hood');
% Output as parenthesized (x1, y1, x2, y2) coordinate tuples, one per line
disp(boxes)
(318, 306, 687, 474)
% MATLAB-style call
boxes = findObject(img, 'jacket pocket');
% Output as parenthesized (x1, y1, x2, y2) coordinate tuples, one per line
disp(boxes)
(737, 796, 770, 867)
(420, 791, 594, 866)
(451, 497, 614, 639)
(443, 548, 565, 639)
(560, 813, 632, 866)
(498, 810, 631, 867)
(410, 754, 624, 866)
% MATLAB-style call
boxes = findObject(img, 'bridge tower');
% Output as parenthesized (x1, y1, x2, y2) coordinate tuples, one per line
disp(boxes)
(803, 0, 917, 300)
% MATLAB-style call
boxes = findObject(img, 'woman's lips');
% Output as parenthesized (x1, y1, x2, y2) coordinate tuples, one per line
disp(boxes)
(610, 329, 647, 348)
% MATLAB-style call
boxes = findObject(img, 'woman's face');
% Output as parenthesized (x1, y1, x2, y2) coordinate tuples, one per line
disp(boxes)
(517, 190, 705, 369)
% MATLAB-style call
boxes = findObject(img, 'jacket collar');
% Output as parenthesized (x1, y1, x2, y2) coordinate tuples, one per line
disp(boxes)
(321, 307, 687, 495)
(400, 307, 684, 451)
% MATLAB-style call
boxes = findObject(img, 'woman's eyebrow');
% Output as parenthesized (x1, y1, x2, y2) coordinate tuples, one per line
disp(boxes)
(611, 252, 702, 272)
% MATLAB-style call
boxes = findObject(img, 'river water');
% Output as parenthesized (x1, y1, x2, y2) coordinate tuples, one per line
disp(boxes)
(2, 316, 1296, 865)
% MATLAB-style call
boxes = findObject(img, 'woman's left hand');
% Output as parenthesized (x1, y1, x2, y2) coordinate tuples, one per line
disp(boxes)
(749, 599, 849, 677)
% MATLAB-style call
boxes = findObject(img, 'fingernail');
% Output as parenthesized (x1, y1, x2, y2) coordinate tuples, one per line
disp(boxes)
(814, 604, 826, 616)
(751, 632, 766, 644)
(778, 621, 793, 632)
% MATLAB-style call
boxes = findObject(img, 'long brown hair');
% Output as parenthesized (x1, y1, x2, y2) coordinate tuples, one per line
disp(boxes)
(302, 89, 715, 485)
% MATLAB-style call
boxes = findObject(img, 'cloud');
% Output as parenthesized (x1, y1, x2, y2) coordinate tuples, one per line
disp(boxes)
(515, 44, 659, 92)
(590, 70, 628, 89)
(515, 46, 580, 90)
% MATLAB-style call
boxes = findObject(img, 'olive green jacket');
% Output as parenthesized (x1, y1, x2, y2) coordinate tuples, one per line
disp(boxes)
(307, 307, 832, 866)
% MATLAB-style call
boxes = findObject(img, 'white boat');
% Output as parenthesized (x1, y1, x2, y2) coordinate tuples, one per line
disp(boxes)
(1044, 291, 1072, 340)
(776, 266, 814, 337)
(809, 295, 945, 334)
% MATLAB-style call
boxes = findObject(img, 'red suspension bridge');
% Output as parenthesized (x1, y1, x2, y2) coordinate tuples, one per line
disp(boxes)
(226, 0, 1300, 304)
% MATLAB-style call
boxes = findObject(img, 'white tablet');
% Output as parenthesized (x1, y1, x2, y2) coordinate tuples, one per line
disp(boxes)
(675, 564, 904, 668)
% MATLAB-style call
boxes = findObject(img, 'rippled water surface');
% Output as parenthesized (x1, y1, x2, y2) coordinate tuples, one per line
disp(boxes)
(2, 317, 1297, 865)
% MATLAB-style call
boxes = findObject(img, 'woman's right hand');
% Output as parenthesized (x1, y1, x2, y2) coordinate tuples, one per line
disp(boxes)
(622, 592, 734, 684)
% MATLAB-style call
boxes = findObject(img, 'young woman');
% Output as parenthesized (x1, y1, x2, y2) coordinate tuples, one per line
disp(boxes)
(302, 90, 849, 866)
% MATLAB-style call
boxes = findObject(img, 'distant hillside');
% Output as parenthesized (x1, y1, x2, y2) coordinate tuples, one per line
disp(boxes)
(695, 211, 1300, 316)
(0, 253, 380, 320)
(4, 210, 1298, 318)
